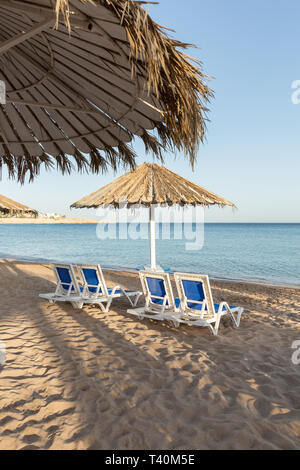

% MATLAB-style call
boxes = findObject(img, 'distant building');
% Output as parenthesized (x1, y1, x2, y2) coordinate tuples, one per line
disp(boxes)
(37, 212, 62, 219)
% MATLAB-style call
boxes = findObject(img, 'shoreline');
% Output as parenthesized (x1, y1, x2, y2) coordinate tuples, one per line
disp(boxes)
(0, 256, 299, 290)
(0, 217, 103, 225)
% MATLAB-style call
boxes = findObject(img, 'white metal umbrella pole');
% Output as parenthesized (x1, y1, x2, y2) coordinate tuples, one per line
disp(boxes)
(149, 204, 156, 270)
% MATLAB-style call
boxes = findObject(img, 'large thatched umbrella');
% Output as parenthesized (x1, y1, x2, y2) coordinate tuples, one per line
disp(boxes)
(0, 0, 212, 182)
(71, 163, 235, 270)
(0, 194, 38, 217)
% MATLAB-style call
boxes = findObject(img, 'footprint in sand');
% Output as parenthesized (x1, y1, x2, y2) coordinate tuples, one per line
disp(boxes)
(22, 433, 40, 444)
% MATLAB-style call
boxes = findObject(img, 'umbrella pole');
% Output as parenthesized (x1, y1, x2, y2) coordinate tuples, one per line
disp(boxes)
(149, 205, 156, 270)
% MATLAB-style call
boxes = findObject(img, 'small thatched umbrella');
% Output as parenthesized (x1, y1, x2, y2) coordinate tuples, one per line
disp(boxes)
(71, 163, 235, 270)
(0, 0, 212, 182)
(0, 194, 38, 217)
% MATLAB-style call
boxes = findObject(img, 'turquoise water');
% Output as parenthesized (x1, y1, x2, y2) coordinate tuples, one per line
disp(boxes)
(0, 223, 299, 286)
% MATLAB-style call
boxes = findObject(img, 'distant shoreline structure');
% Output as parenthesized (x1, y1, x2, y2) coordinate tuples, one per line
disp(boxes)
(0, 217, 105, 225)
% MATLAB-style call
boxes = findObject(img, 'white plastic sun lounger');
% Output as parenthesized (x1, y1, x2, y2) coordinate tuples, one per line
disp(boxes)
(39, 263, 83, 308)
(174, 272, 244, 335)
(76, 264, 141, 312)
(40, 263, 141, 312)
(127, 270, 180, 321)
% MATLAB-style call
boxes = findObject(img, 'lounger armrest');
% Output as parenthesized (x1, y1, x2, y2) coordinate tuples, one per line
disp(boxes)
(218, 302, 243, 328)
(217, 301, 230, 314)
(111, 285, 121, 295)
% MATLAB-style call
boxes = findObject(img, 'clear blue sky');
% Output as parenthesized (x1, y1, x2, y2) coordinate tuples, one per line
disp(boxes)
(1, 0, 299, 222)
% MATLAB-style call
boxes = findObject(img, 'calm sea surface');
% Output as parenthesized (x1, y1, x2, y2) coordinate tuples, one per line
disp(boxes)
(0, 223, 299, 286)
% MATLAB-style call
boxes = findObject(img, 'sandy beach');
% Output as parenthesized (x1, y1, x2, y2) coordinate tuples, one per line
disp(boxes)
(0, 218, 101, 225)
(0, 259, 299, 450)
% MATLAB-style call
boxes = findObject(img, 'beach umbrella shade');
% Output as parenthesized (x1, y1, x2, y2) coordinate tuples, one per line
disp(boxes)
(0, 193, 38, 216)
(71, 162, 235, 271)
(0, 0, 212, 182)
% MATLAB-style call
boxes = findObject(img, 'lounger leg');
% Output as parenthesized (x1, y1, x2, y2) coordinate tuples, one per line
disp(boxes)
(98, 301, 109, 313)
(86, 299, 107, 312)
(71, 301, 83, 309)
(102, 297, 113, 313)
(133, 292, 142, 307)
(121, 289, 141, 307)
(211, 313, 223, 335)
(229, 307, 243, 328)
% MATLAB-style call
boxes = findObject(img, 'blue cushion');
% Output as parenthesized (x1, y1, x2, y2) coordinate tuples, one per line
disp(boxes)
(82, 268, 103, 294)
(182, 280, 205, 302)
(186, 302, 236, 311)
(86, 286, 98, 293)
(146, 277, 166, 298)
(56, 267, 74, 292)
(151, 297, 180, 307)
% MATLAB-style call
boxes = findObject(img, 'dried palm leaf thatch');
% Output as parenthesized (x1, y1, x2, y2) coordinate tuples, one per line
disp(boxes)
(71, 162, 235, 208)
(0, 194, 38, 216)
(0, 0, 213, 183)
(58, 0, 213, 161)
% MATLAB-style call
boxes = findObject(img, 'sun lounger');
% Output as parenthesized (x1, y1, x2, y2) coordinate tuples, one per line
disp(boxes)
(40, 263, 141, 312)
(174, 272, 244, 335)
(127, 270, 180, 321)
(39, 263, 83, 307)
(76, 264, 141, 312)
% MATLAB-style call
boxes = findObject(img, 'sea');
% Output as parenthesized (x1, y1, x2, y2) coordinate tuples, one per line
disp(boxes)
(0, 223, 299, 287)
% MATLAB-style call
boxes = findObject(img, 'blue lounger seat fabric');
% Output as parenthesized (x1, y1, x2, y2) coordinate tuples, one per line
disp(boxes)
(56, 266, 76, 292)
(145, 277, 180, 307)
(186, 302, 237, 311)
(84, 286, 136, 295)
(181, 279, 236, 310)
(151, 297, 181, 308)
